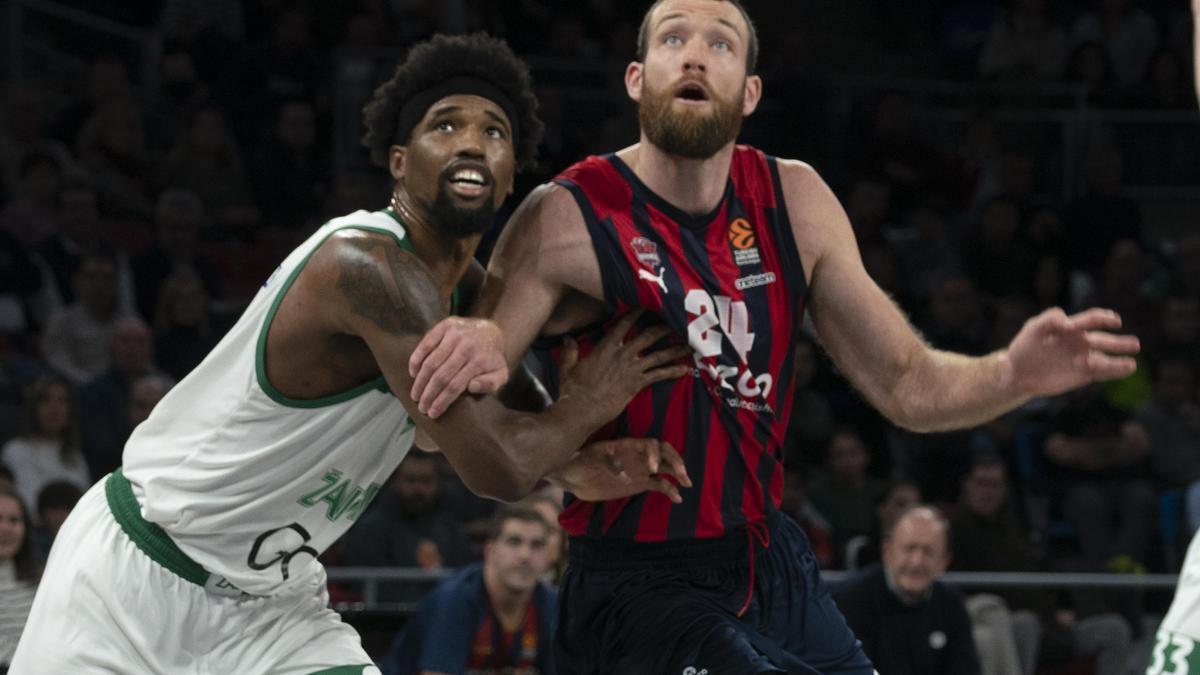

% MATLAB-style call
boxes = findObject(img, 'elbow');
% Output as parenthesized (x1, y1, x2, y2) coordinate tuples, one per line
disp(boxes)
(460, 463, 531, 503)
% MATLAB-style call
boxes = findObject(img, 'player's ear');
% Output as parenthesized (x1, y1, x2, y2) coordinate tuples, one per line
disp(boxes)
(742, 75, 762, 117)
(389, 145, 407, 182)
(625, 61, 644, 103)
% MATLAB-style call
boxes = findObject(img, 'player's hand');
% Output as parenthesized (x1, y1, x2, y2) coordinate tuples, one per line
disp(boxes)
(558, 310, 692, 428)
(552, 438, 692, 503)
(1005, 307, 1139, 398)
(409, 317, 508, 418)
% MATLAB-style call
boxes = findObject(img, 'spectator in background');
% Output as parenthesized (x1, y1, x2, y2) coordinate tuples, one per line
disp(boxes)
(1064, 41, 1122, 107)
(77, 317, 160, 480)
(383, 505, 557, 675)
(0, 376, 89, 518)
(1139, 48, 1194, 109)
(1137, 355, 1200, 534)
(37, 180, 138, 316)
(75, 98, 154, 220)
(807, 429, 887, 565)
(0, 152, 62, 247)
(39, 251, 125, 385)
(0, 487, 39, 671)
(344, 451, 473, 600)
(126, 373, 173, 431)
(893, 197, 964, 305)
(833, 506, 981, 674)
(1044, 384, 1155, 573)
(522, 491, 566, 584)
(250, 99, 328, 235)
(51, 53, 133, 153)
(1029, 255, 1071, 312)
(0, 227, 47, 340)
(144, 47, 212, 155)
(0, 90, 77, 204)
(951, 452, 1132, 675)
(159, 106, 260, 237)
(968, 196, 1035, 299)
(1154, 295, 1200, 356)
(1064, 143, 1141, 274)
(33, 480, 82, 561)
(978, 0, 1067, 82)
(153, 272, 215, 381)
(131, 188, 222, 321)
(847, 477, 923, 571)
(921, 273, 989, 356)
(1070, 0, 1159, 88)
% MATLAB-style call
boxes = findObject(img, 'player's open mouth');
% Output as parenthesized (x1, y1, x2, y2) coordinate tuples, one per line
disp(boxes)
(445, 163, 492, 198)
(675, 81, 711, 104)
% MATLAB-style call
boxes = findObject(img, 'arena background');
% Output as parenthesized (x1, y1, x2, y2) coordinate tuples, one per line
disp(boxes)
(2, 0, 1199, 671)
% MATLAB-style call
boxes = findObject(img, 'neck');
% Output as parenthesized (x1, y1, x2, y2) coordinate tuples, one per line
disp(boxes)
(390, 189, 480, 304)
(483, 564, 532, 630)
(619, 139, 735, 216)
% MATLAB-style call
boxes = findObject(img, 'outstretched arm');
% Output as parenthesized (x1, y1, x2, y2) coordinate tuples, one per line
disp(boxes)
(317, 231, 685, 501)
(781, 160, 1139, 433)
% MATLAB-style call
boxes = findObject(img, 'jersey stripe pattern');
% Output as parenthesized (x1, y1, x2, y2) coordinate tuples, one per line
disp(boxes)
(552, 147, 809, 542)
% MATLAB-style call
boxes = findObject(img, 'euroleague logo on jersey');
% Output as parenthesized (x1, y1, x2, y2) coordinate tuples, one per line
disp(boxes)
(728, 218, 755, 250)
(729, 218, 762, 267)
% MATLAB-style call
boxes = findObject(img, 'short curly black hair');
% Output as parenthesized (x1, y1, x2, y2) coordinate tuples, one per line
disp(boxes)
(362, 33, 543, 171)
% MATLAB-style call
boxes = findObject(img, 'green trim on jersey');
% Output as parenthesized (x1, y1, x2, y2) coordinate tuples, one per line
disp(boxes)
(256, 221, 410, 408)
(106, 469, 210, 587)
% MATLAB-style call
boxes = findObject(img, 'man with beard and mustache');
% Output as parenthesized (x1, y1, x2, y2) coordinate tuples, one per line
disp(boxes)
(11, 34, 692, 674)
(385, 504, 559, 675)
(410, 2, 1140, 673)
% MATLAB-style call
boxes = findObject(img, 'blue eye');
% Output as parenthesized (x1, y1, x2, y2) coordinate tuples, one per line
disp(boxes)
(665, 34, 682, 46)
(714, 40, 731, 52)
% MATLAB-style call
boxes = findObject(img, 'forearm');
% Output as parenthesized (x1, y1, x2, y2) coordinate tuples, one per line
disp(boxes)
(889, 348, 1026, 433)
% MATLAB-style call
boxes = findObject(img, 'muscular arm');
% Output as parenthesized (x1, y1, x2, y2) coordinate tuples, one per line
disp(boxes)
(316, 231, 619, 501)
(782, 160, 1136, 433)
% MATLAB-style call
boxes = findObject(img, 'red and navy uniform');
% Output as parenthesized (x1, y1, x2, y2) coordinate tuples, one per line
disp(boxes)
(550, 148, 873, 675)
(554, 146, 807, 543)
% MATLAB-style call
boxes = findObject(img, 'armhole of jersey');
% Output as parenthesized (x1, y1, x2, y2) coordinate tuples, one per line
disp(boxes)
(553, 177, 627, 315)
(255, 224, 408, 408)
(766, 156, 812, 321)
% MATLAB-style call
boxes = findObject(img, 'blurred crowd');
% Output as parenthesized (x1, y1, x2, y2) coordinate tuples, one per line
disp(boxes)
(0, 0, 1197, 672)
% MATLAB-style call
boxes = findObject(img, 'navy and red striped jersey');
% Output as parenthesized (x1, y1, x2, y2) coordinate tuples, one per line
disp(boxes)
(553, 146, 809, 542)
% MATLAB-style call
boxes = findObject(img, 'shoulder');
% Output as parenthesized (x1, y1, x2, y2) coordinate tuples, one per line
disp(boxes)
(772, 158, 830, 199)
(428, 563, 486, 606)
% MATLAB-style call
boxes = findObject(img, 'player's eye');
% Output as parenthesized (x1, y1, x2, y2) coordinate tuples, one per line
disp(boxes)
(436, 121, 454, 132)
(713, 40, 731, 52)
(486, 126, 505, 140)
(664, 34, 682, 46)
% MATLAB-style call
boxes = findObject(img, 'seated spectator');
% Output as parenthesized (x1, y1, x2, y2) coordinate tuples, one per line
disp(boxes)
(33, 480, 82, 560)
(833, 506, 981, 674)
(1070, 0, 1159, 88)
(1043, 384, 1155, 573)
(978, 0, 1068, 82)
(806, 429, 886, 564)
(131, 188, 222, 321)
(0, 376, 89, 514)
(343, 451, 473, 601)
(158, 106, 260, 236)
(1137, 355, 1200, 534)
(951, 452, 1132, 675)
(39, 251, 126, 385)
(0, 227, 46, 339)
(78, 318, 161, 479)
(74, 98, 154, 220)
(521, 491, 566, 584)
(0, 487, 39, 670)
(383, 505, 557, 675)
(249, 99, 328, 235)
(0, 151, 61, 246)
(152, 271, 216, 381)
(782, 335, 836, 468)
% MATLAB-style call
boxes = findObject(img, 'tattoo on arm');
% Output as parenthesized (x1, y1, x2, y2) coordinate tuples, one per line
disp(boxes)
(336, 238, 440, 336)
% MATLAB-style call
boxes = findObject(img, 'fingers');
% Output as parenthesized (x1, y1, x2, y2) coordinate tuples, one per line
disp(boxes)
(596, 309, 643, 350)
(413, 348, 466, 412)
(1067, 308, 1123, 332)
(467, 368, 509, 395)
(658, 441, 692, 488)
(1086, 351, 1138, 380)
(601, 443, 633, 484)
(1085, 331, 1141, 356)
(425, 363, 478, 419)
(638, 344, 693, 370)
(624, 323, 675, 353)
(641, 363, 692, 386)
(409, 321, 447, 378)
(650, 476, 683, 504)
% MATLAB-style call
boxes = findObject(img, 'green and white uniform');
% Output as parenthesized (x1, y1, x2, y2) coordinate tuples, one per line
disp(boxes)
(13, 210, 430, 674)
(1149, 534, 1200, 674)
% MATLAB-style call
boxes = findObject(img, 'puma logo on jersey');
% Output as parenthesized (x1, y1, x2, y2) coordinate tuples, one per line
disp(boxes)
(297, 469, 381, 523)
(638, 267, 668, 294)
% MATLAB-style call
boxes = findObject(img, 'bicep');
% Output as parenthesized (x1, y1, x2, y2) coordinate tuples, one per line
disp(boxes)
(476, 183, 588, 370)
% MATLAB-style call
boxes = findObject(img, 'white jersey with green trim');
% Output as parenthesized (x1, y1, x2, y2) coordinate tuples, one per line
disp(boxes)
(123, 209, 419, 596)
(1150, 533, 1200, 673)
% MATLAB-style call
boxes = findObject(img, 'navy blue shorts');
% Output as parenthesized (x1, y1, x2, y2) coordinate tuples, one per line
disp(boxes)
(555, 511, 874, 674)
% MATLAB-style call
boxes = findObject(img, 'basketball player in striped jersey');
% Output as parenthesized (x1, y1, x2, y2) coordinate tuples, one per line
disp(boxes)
(11, 34, 690, 674)
(411, 2, 1141, 673)
(1143, 4, 1200, 673)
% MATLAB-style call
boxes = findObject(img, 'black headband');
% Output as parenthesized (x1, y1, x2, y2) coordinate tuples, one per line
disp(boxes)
(394, 76, 519, 148)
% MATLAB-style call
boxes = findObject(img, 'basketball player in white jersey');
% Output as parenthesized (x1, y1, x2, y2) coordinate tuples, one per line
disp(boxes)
(1144, 4, 1200, 672)
(11, 34, 691, 674)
